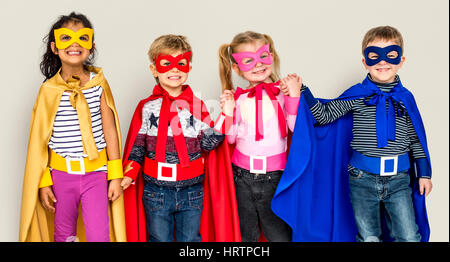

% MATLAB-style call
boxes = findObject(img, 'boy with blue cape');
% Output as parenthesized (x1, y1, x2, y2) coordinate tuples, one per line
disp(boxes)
(272, 26, 432, 242)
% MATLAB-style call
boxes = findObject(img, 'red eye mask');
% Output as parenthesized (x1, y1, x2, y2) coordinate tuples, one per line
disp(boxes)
(154, 51, 192, 73)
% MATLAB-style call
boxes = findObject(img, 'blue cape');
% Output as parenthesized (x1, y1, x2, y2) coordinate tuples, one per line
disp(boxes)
(271, 76, 431, 242)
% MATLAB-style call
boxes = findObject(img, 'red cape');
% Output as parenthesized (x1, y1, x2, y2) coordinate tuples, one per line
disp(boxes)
(122, 93, 241, 242)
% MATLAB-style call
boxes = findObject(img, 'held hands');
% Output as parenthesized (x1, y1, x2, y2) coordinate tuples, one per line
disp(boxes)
(280, 73, 302, 97)
(120, 160, 137, 190)
(220, 89, 236, 117)
(121, 176, 133, 190)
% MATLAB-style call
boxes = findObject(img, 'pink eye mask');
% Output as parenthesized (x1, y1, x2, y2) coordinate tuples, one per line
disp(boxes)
(232, 44, 273, 72)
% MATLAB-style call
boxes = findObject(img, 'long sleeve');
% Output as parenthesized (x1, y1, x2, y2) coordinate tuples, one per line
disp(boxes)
(302, 86, 355, 125)
(406, 113, 426, 160)
(199, 113, 232, 152)
(284, 95, 300, 131)
(226, 101, 241, 145)
(127, 114, 149, 166)
(405, 113, 430, 179)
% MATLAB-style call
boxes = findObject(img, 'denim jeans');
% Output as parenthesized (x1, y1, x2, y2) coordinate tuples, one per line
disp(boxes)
(142, 181, 203, 242)
(348, 167, 421, 242)
(233, 164, 292, 242)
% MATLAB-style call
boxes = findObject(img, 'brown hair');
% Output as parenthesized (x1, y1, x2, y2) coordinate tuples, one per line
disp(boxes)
(148, 34, 192, 63)
(218, 31, 280, 91)
(362, 26, 404, 55)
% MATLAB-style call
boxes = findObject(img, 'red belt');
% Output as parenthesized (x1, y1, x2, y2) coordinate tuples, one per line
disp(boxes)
(143, 157, 204, 182)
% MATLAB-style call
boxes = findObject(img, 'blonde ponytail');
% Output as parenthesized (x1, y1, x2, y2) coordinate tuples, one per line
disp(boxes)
(218, 43, 234, 91)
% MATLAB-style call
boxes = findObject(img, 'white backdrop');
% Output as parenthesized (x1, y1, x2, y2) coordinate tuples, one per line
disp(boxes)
(0, 0, 448, 242)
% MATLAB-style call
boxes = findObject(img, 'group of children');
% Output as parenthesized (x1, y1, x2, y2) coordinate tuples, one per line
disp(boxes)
(20, 12, 432, 242)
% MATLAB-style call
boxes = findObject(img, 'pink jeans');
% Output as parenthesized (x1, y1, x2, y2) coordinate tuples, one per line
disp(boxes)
(51, 169, 110, 242)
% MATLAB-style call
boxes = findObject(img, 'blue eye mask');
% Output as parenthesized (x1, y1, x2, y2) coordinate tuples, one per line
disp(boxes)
(364, 45, 402, 66)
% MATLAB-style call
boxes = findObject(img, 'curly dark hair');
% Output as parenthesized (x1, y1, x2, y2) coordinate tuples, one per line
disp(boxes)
(40, 12, 96, 80)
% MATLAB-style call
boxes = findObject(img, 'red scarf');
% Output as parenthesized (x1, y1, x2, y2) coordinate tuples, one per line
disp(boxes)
(122, 85, 240, 242)
(234, 81, 287, 141)
(151, 84, 211, 167)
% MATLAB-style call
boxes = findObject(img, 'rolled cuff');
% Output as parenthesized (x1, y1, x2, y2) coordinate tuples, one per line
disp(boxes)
(107, 159, 124, 180)
(39, 167, 53, 188)
(123, 160, 141, 181)
(284, 95, 300, 115)
(415, 157, 431, 179)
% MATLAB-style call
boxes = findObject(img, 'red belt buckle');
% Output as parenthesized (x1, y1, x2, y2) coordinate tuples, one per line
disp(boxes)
(157, 162, 177, 181)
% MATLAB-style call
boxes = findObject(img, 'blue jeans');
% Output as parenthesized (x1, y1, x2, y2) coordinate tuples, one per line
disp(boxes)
(142, 181, 203, 242)
(348, 167, 421, 242)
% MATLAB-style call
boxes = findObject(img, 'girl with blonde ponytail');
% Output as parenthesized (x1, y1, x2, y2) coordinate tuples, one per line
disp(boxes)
(218, 31, 302, 242)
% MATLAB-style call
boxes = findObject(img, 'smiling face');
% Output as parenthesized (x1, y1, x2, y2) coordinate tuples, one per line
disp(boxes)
(362, 39, 405, 83)
(51, 21, 93, 68)
(150, 49, 191, 95)
(232, 40, 273, 87)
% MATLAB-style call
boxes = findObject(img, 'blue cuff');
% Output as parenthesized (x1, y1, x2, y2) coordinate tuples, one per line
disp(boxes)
(415, 157, 431, 178)
(301, 85, 319, 108)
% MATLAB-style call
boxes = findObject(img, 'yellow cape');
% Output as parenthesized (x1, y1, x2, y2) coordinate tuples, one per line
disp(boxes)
(19, 66, 126, 242)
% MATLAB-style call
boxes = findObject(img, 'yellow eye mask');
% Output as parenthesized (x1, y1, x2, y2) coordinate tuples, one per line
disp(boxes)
(54, 28, 94, 50)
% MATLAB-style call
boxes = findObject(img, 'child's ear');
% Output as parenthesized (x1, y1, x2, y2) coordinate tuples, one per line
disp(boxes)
(149, 64, 158, 78)
(395, 56, 406, 70)
(362, 57, 369, 70)
(231, 63, 241, 76)
(50, 42, 58, 55)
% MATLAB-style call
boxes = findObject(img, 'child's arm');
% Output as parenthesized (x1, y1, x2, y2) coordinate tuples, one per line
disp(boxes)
(220, 89, 239, 144)
(100, 91, 123, 201)
(280, 74, 301, 131)
(197, 95, 234, 152)
(199, 126, 225, 152)
(406, 113, 433, 196)
(39, 184, 57, 213)
(301, 86, 355, 125)
(120, 106, 150, 190)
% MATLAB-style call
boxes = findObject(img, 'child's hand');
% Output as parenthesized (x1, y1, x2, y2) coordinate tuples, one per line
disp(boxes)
(419, 178, 433, 196)
(108, 178, 123, 201)
(121, 176, 134, 190)
(280, 74, 302, 97)
(39, 186, 57, 213)
(220, 89, 235, 117)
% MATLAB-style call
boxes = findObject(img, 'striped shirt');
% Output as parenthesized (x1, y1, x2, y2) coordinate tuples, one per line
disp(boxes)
(48, 72, 107, 171)
(304, 74, 426, 162)
(128, 98, 225, 187)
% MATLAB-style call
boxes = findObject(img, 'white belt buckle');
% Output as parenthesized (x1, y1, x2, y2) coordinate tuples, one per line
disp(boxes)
(66, 157, 85, 175)
(157, 162, 177, 181)
(250, 156, 267, 174)
(380, 155, 398, 176)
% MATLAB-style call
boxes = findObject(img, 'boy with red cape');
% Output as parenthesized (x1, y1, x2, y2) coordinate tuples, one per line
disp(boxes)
(121, 35, 240, 242)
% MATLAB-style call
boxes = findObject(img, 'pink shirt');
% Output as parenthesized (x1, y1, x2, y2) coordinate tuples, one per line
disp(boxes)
(227, 86, 299, 171)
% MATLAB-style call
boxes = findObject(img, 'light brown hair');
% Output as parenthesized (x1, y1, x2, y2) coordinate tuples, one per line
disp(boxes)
(218, 31, 280, 91)
(362, 26, 404, 55)
(148, 34, 192, 63)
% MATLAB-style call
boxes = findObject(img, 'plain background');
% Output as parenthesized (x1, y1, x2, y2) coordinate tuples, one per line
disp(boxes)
(0, 0, 448, 242)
